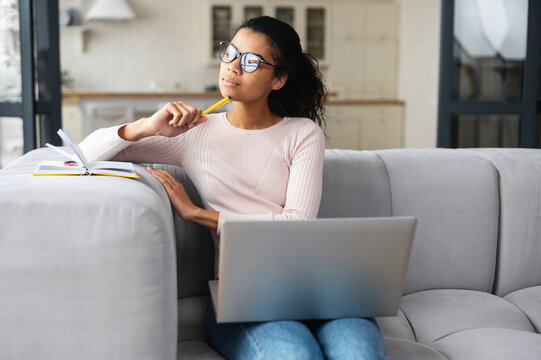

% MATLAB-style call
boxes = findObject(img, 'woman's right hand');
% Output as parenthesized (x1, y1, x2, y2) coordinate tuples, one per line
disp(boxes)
(119, 101, 206, 141)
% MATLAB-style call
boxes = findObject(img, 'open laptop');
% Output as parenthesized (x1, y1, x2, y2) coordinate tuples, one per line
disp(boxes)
(209, 217, 416, 323)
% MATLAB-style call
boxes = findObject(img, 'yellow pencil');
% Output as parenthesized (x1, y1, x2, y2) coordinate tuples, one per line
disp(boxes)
(202, 96, 231, 116)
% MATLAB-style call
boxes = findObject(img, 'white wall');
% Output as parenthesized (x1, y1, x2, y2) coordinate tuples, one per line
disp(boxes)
(60, 0, 218, 92)
(396, 0, 441, 148)
(60, 0, 403, 95)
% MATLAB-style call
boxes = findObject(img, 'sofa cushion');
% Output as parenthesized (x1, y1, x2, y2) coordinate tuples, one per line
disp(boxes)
(382, 337, 448, 360)
(178, 296, 210, 343)
(318, 149, 392, 218)
(400, 289, 534, 345)
(177, 341, 224, 360)
(177, 297, 225, 359)
(505, 285, 541, 333)
(399, 289, 535, 345)
(432, 328, 541, 360)
(376, 310, 416, 341)
(466, 149, 541, 297)
(375, 149, 499, 295)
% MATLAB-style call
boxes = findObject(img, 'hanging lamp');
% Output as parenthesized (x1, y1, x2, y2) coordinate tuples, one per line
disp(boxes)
(85, 0, 135, 20)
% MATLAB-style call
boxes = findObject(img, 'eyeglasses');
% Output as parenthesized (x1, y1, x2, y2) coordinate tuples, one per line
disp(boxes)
(218, 42, 276, 73)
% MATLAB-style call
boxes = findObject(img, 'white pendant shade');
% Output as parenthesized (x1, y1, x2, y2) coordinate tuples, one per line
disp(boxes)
(85, 0, 135, 20)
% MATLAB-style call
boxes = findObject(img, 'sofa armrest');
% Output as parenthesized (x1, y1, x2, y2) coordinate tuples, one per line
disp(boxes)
(0, 148, 177, 360)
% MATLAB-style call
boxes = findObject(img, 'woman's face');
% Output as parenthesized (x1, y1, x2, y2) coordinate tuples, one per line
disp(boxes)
(219, 28, 286, 104)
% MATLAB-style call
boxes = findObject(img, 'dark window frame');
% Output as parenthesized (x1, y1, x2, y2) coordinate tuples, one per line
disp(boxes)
(437, 0, 541, 148)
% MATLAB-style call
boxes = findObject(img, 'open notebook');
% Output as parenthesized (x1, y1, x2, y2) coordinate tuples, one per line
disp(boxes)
(33, 128, 139, 179)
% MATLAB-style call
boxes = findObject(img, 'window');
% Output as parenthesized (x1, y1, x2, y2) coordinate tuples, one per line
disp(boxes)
(0, 117, 23, 168)
(0, 0, 22, 102)
(454, 114, 520, 148)
(438, 0, 540, 148)
(0, 0, 62, 155)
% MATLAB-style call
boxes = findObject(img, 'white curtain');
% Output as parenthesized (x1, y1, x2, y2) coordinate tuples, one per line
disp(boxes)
(454, 0, 528, 60)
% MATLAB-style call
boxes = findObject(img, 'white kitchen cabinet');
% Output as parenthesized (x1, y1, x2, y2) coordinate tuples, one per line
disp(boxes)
(362, 40, 397, 98)
(329, 1, 398, 99)
(363, 2, 399, 40)
(205, 1, 329, 64)
(325, 106, 360, 149)
(357, 105, 402, 150)
(326, 103, 403, 150)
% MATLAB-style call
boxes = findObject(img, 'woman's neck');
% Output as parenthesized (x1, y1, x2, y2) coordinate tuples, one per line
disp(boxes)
(226, 101, 283, 130)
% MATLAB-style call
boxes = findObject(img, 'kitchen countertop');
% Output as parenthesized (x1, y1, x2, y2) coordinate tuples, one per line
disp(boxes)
(62, 90, 404, 106)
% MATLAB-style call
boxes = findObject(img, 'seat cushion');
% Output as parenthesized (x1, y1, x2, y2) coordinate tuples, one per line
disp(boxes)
(400, 289, 535, 345)
(376, 310, 416, 341)
(178, 296, 224, 359)
(177, 341, 224, 360)
(505, 285, 541, 333)
(383, 337, 448, 360)
(178, 296, 210, 343)
(432, 328, 541, 360)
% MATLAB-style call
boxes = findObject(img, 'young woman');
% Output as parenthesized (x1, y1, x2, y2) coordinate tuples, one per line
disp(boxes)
(80, 16, 389, 360)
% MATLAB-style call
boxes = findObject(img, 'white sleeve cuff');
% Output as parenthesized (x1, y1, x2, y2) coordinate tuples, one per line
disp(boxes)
(79, 124, 133, 162)
(217, 211, 274, 235)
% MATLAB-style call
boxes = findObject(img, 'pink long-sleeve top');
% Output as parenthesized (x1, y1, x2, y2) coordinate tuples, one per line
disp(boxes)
(79, 112, 326, 273)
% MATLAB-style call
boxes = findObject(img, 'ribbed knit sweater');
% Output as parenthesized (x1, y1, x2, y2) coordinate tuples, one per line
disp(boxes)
(80, 112, 326, 273)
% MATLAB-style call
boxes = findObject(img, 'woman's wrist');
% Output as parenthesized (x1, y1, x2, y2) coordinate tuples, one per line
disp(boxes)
(189, 207, 219, 231)
(118, 118, 151, 141)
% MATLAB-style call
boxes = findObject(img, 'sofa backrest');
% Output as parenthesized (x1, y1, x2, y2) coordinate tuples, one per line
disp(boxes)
(465, 149, 541, 297)
(167, 148, 541, 299)
(317, 150, 392, 218)
(166, 149, 397, 299)
(372, 149, 500, 295)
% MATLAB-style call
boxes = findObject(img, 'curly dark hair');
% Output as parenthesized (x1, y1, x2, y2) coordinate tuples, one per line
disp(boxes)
(233, 16, 327, 130)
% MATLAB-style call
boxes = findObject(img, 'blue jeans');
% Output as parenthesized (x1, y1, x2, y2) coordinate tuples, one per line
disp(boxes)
(205, 303, 389, 360)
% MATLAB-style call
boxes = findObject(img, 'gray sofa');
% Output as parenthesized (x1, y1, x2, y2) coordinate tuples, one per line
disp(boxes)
(1, 147, 540, 360)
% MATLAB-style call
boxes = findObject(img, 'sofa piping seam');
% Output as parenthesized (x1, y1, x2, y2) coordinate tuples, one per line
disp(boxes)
(372, 151, 393, 217)
(398, 309, 419, 342)
(430, 325, 538, 344)
(461, 150, 503, 296)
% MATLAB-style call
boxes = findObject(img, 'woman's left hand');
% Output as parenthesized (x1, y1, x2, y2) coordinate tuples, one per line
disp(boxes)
(147, 166, 197, 221)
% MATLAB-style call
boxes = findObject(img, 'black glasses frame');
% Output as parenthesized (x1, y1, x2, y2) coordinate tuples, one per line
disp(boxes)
(219, 42, 276, 72)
